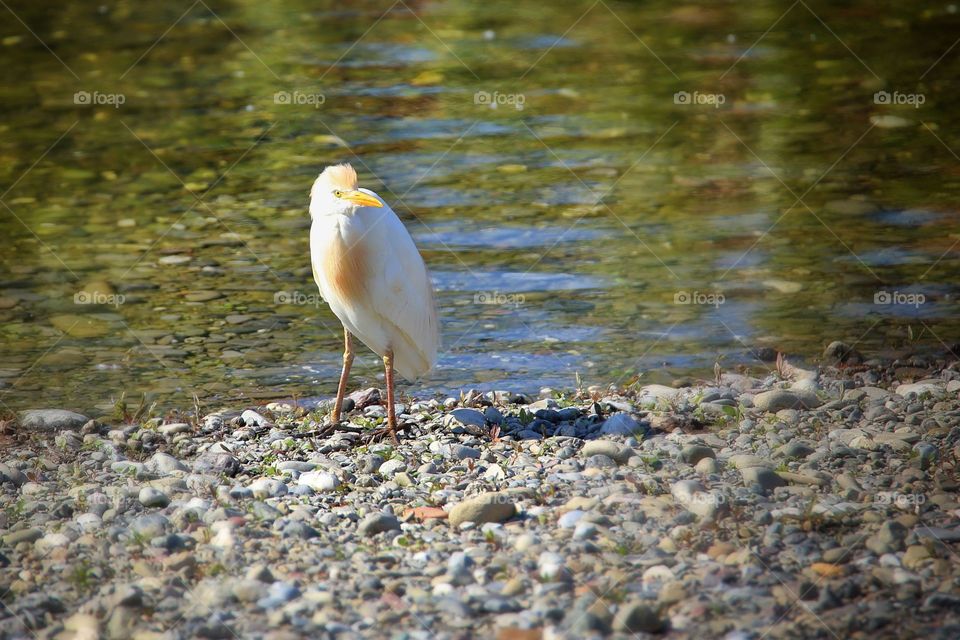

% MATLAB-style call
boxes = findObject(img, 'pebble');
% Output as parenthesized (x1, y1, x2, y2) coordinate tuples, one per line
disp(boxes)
(129, 514, 169, 539)
(599, 413, 644, 436)
(680, 444, 715, 464)
(5, 364, 959, 638)
(613, 601, 665, 634)
(537, 552, 566, 581)
(297, 472, 339, 492)
(18, 409, 90, 431)
(448, 493, 517, 526)
(753, 389, 820, 412)
(581, 440, 630, 463)
(741, 467, 787, 493)
(138, 487, 170, 508)
(357, 513, 401, 537)
(443, 408, 486, 429)
(248, 478, 287, 499)
(148, 452, 188, 474)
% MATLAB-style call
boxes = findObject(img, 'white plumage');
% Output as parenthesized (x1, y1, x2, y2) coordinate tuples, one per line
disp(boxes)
(310, 197, 438, 379)
(308, 163, 438, 438)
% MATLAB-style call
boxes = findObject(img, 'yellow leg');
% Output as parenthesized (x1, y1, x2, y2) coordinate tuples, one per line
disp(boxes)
(383, 349, 398, 443)
(331, 328, 354, 424)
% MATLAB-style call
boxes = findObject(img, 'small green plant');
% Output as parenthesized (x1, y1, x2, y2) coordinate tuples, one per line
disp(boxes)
(517, 409, 534, 426)
(66, 560, 98, 591)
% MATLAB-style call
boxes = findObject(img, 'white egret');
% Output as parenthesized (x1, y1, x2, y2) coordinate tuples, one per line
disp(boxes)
(309, 163, 439, 441)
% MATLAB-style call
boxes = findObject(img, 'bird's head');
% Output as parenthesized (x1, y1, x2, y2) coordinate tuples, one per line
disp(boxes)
(309, 163, 384, 218)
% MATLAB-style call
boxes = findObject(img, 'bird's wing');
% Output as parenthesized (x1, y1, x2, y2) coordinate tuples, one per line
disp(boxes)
(350, 204, 439, 380)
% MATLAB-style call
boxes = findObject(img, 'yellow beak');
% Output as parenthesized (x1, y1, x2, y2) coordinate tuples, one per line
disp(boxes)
(341, 190, 383, 208)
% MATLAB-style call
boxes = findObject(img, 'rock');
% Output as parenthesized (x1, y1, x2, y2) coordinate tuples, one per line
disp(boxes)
(614, 600, 666, 634)
(877, 521, 908, 551)
(782, 441, 815, 459)
(600, 413, 644, 436)
(442, 408, 486, 430)
(671, 479, 706, 504)
(194, 451, 241, 477)
(282, 521, 319, 540)
(896, 380, 943, 397)
(753, 389, 820, 412)
(358, 513, 401, 537)
(913, 443, 938, 469)
(537, 551, 566, 581)
(378, 459, 405, 476)
(240, 409, 272, 427)
(823, 341, 863, 365)
(3, 528, 43, 545)
(582, 440, 631, 463)
(248, 478, 287, 499)
(695, 457, 719, 474)
(671, 479, 726, 519)
(558, 510, 585, 528)
(0, 463, 27, 486)
(448, 492, 517, 526)
(147, 452, 188, 474)
(680, 444, 715, 465)
(741, 467, 786, 493)
(19, 409, 89, 432)
(902, 545, 931, 570)
(483, 406, 504, 424)
(727, 454, 771, 469)
(359, 454, 384, 474)
(256, 582, 300, 609)
(138, 487, 170, 508)
(159, 422, 191, 437)
(444, 444, 481, 460)
(130, 514, 169, 539)
(297, 472, 339, 492)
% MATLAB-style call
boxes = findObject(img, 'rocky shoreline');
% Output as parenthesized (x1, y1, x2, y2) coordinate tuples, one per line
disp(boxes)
(2, 347, 960, 639)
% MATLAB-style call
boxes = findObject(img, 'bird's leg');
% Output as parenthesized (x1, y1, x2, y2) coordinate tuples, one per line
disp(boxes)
(383, 349, 399, 444)
(330, 329, 354, 424)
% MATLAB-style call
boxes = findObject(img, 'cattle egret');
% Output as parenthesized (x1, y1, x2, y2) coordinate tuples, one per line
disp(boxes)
(309, 163, 439, 441)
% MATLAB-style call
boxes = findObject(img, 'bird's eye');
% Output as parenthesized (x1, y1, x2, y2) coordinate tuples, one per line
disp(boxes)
(333, 190, 343, 198)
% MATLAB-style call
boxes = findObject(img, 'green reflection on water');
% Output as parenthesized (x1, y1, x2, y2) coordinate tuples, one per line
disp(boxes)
(1, 0, 958, 413)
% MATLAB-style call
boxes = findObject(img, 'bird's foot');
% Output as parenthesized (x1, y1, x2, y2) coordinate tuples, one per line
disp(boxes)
(360, 422, 408, 445)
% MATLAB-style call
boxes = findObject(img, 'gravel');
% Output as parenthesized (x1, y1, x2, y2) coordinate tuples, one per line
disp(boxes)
(2, 357, 960, 638)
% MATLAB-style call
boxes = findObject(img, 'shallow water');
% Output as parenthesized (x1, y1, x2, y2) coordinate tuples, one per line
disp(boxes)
(1, 0, 958, 414)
